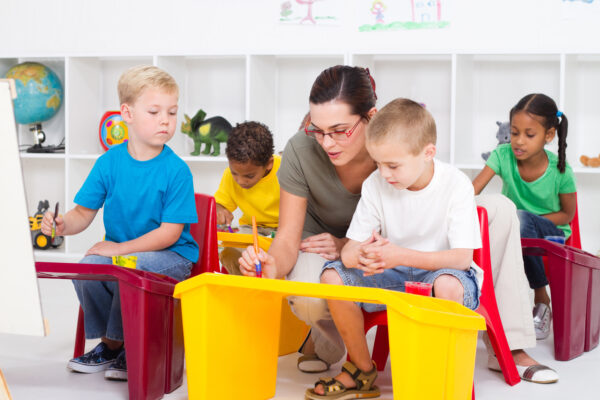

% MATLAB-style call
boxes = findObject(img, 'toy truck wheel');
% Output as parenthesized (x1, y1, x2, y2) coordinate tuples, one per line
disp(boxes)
(34, 232, 50, 249)
(51, 236, 64, 248)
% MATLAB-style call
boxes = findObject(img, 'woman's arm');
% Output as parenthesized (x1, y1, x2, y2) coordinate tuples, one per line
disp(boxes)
(239, 189, 307, 279)
(472, 166, 496, 195)
(541, 192, 577, 226)
(85, 222, 184, 257)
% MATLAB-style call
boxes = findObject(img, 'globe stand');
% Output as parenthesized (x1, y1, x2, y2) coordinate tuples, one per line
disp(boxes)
(26, 123, 62, 153)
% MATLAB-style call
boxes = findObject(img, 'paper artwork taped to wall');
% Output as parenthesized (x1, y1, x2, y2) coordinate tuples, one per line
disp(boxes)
(278, 0, 342, 26)
(358, 0, 450, 32)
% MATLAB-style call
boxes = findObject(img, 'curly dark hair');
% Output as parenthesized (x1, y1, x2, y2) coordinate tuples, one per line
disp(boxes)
(225, 121, 274, 166)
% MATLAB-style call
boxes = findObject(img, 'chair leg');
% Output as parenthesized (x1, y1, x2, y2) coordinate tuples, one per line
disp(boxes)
(477, 305, 520, 386)
(371, 325, 390, 371)
(73, 306, 85, 358)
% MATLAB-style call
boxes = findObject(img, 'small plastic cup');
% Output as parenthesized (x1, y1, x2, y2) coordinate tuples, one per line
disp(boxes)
(404, 281, 433, 297)
(544, 235, 566, 245)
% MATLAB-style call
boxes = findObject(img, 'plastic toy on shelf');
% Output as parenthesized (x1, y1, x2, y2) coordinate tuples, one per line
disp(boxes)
(99, 111, 129, 151)
(181, 109, 232, 156)
(29, 200, 63, 250)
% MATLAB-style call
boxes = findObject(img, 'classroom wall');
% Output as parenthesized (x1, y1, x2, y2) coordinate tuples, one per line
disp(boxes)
(1, 0, 599, 56)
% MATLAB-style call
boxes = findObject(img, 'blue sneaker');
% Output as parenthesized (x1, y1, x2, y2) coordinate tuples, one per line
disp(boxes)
(105, 348, 127, 381)
(67, 342, 122, 373)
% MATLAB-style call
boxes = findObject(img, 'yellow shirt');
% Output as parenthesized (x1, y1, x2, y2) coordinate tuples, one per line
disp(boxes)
(214, 155, 280, 228)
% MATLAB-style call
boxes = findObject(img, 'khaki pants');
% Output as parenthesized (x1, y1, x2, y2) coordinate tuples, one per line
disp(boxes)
(286, 252, 346, 365)
(219, 225, 276, 275)
(476, 194, 536, 351)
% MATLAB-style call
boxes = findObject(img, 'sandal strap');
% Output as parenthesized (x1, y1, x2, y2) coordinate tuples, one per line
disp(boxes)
(314, 377, 346, 394)
(341, 361, 377, 390)
(522, 365, 554, 380)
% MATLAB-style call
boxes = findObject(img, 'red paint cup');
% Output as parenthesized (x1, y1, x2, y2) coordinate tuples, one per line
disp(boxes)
(405, 281, 433, 297)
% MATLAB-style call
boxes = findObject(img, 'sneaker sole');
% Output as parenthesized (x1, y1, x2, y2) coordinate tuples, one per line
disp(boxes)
(105, 369, 128, 381)
(67, 360, 113, 373)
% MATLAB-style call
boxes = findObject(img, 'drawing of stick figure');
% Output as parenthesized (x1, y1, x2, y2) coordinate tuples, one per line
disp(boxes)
(371, 1, 386, 24)
(296, 0, 318, 24)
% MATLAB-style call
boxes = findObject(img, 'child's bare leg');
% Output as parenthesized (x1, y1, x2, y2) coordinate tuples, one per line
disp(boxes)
(432, 274, 464, 303)
(534, 286, 551, 306)
(101, 337, 123, 351)
(315, 269, 373, 395)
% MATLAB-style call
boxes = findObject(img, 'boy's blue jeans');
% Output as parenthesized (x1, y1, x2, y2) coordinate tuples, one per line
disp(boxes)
(73, 250, 193, 341)
(517, 210, 565, 290)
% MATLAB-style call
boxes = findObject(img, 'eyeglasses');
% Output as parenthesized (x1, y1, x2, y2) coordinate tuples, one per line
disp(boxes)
(304, 117, 362, 142)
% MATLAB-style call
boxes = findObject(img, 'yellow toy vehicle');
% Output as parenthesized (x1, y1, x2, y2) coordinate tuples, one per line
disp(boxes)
(29, 200, 63, 250)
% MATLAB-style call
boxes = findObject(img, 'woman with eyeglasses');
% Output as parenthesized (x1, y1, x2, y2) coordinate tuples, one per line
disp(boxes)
(238, 65, 557, 385)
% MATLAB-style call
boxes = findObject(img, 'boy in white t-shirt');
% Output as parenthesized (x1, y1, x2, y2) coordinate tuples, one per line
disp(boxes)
(306, 98, 482, 400)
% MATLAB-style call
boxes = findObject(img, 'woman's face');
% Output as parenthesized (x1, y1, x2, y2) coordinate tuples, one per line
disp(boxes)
(308, 100, 371, 166)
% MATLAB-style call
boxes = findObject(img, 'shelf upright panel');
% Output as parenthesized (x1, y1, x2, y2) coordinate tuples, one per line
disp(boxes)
(454, 54, 561, 166)
(351, 53, 453, 163)
(270, 54, 345, 153)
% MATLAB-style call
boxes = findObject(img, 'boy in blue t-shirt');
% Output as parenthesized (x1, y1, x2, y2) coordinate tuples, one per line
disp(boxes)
(41, 65, 198, 381)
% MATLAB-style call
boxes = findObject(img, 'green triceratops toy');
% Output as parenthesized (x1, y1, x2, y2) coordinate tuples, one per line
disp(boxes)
(181, 109, 232, 156)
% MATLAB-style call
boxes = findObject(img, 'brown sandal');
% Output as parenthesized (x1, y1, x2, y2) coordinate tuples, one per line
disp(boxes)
(304, 360, 380, 399)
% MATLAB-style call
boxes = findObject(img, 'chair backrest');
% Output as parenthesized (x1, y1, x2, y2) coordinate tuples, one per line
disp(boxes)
(474, 206, 492, 297)
(566, 193, 581, 249)
(189, 193, 220, 276)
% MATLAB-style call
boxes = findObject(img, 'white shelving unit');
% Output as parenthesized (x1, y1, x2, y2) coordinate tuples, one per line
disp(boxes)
(4, 52, 600, 260)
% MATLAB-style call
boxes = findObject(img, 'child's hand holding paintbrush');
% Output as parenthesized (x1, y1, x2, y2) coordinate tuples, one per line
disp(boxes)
(237, 216, 277, 278)
(41, 202, 64, 238)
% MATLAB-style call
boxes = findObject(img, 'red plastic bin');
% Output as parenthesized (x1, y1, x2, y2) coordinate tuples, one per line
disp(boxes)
(36, 262, 182, 400)
(521, 239, 600, 361)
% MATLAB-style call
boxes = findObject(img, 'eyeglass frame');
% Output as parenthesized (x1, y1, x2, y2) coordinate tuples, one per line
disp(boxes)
(304, 116, 363, 141)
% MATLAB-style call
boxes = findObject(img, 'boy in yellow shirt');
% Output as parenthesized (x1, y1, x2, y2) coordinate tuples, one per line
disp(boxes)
(215, 121, 280, 274)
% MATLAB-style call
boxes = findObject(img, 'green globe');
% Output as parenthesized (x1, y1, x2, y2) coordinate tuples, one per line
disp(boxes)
(5, 62, 63, 125)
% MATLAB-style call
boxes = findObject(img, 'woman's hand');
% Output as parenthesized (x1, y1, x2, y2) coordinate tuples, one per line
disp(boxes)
(238, 246, 278, 279)
(85, 241, 123, 257)
(299, 233, 346, 260)
(41, 210, 64, 236)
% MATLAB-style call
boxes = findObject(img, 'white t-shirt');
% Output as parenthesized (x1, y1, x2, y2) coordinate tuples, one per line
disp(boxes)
(347, 159, 483, 283)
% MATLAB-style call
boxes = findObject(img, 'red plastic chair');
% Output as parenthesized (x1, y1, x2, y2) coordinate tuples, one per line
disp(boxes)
(40, 193, 220, 400)
(521, 194, 600, 361)
(361, 207, 520, 388)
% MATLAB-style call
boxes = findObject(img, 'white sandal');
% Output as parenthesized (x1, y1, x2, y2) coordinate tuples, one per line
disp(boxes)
(487, 355, 558, 384)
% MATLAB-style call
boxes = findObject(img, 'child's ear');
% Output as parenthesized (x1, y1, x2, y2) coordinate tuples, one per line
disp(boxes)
(545, 127, 556, 144)
(265, 156, 274, 171)
(423, 143, 436, 160)
(120, 103, 133, 123)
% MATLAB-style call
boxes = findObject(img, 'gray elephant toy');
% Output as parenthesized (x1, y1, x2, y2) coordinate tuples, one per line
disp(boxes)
(481, 121, 510, 161)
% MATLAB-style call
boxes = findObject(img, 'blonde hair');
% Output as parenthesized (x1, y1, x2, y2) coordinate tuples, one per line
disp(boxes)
(366, 98, 436, 155)
(117, 65, 178, 105)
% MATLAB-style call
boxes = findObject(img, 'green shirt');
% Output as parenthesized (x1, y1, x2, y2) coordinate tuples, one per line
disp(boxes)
(277, 131, 362, 239)
(486, 143, 577, 238)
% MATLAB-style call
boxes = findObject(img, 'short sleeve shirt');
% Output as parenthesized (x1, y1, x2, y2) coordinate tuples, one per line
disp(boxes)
(486, 143, 577, 237)
(277, 131, 362, 239)
(74, 144, 199, 262)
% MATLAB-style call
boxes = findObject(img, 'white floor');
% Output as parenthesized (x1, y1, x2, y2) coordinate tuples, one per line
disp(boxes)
(1, 279, 599, 399)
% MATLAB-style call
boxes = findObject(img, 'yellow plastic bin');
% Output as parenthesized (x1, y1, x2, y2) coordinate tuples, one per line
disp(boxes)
(173, 273, 485, 400)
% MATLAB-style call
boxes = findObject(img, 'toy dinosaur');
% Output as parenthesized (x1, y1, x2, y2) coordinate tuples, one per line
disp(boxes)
(181, 109, 232, 156)
(482, 121, 511, 161)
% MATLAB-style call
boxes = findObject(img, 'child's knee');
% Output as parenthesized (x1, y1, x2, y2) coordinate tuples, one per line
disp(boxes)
(433, 274, 464, 304)
(320, 268, 343, 285)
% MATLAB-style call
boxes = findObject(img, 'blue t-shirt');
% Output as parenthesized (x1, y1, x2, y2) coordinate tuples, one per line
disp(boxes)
(75, 143, 199, 262)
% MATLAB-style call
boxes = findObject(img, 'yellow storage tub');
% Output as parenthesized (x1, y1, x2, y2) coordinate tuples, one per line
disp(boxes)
(174, 273, 485, 400)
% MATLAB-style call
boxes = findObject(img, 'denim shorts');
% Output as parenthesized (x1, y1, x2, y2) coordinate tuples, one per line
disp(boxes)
(322, 260, 480, 312)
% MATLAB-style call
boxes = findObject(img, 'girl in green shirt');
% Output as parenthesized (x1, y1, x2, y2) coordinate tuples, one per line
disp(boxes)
(473, 93, 577, 341)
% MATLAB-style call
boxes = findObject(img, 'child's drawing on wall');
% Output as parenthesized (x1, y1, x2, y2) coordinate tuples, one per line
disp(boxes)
(279, 0, 341, 26)
(371, 1, 387, 24)
(358, 0, 450, 32)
